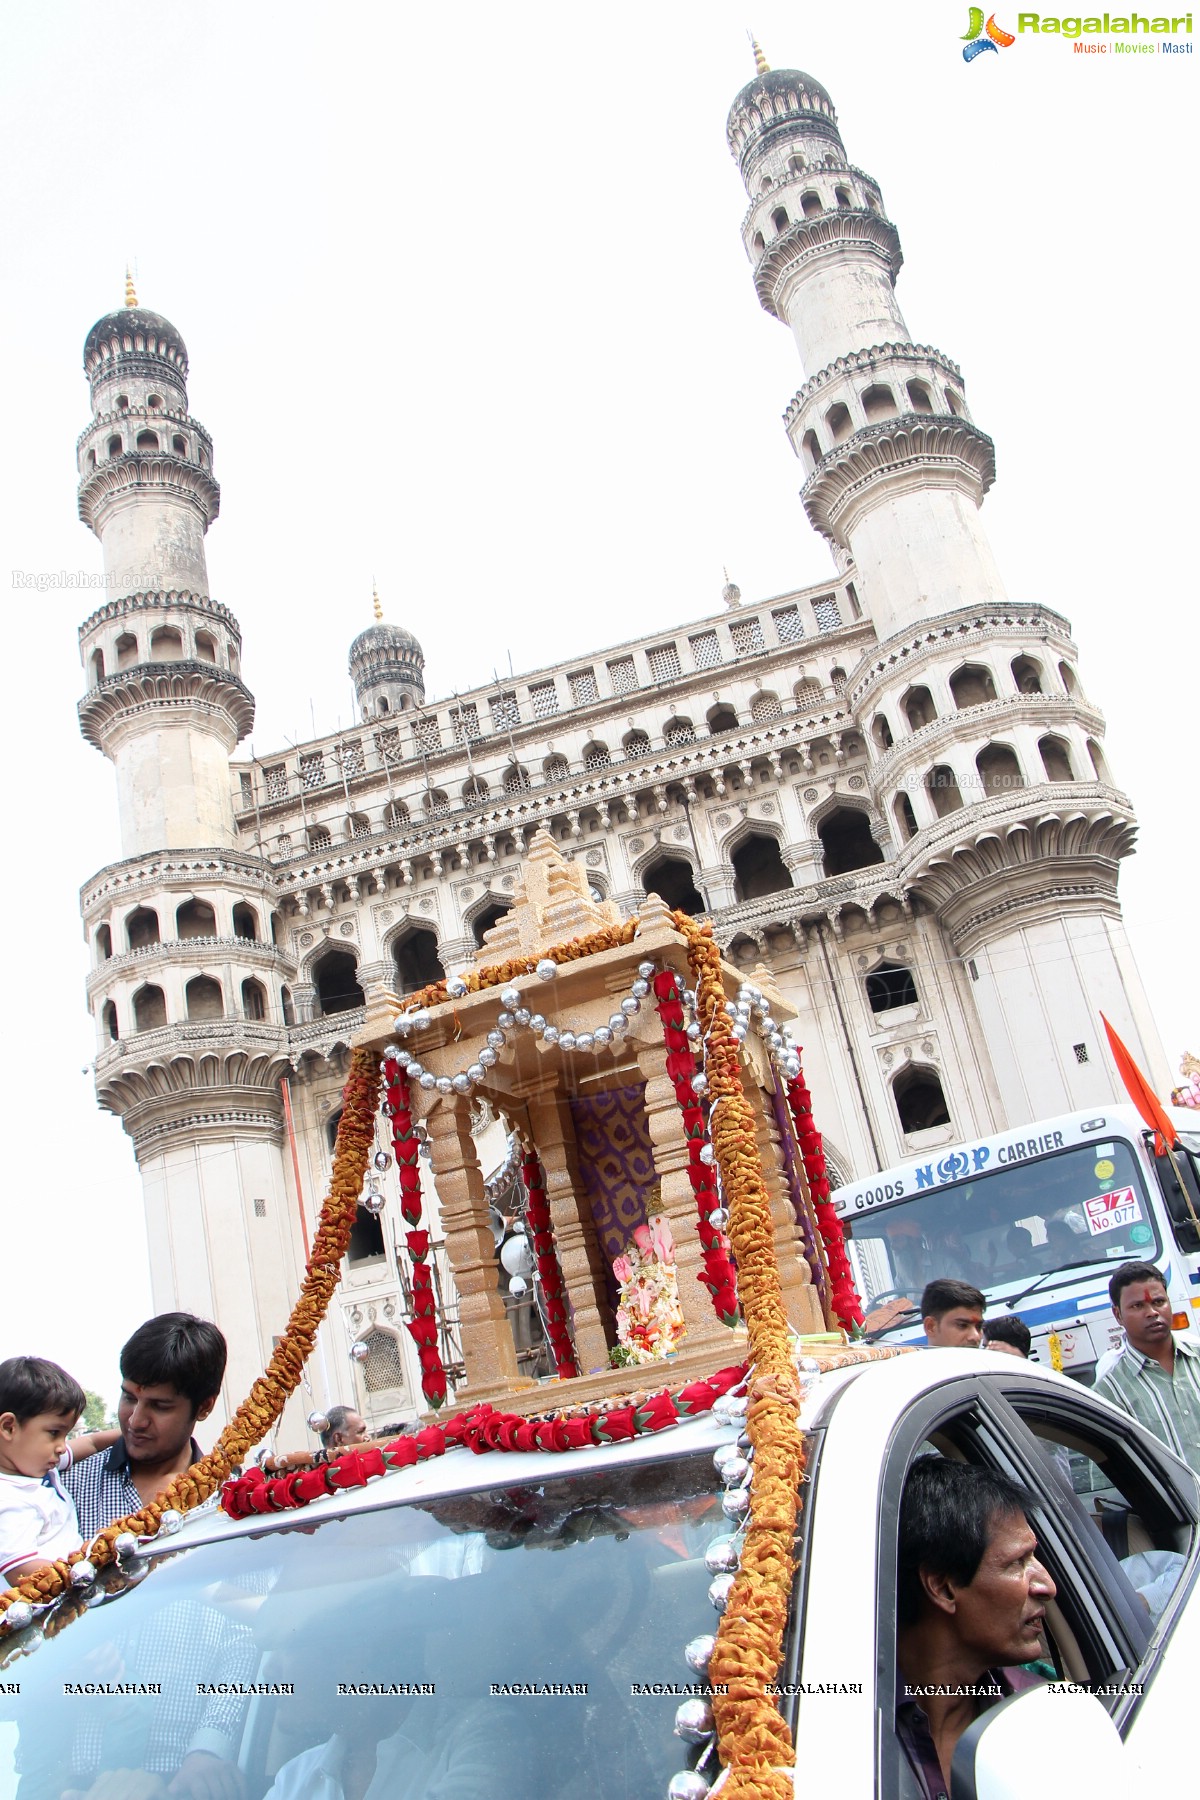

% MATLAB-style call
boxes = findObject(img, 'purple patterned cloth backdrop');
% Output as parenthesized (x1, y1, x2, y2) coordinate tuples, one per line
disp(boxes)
(568, 1084, 659, 1308)
(771, 1082, 829, 1310)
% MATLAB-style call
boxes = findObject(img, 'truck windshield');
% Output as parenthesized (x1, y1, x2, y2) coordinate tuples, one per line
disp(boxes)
(847, 1138, 1160, 1309)
(0, 1450, 725, 1800)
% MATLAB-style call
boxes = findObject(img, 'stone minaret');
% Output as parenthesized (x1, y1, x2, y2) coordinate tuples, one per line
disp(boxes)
(77, 281, 304, 1426)
(727, 49, 1167, 1115)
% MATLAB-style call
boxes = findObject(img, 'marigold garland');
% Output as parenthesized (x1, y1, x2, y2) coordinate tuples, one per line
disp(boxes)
(652, 969, 739, 1325)
(784, 1066, 864, 1331)
(670, 910, 804, 1799)
(384, 1062, 449, 1407)
(519, 1150, 580, 1379)
(0, 1045, 381, 1627)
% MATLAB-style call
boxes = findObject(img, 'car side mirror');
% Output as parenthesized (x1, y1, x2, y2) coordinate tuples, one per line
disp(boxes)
(951, 1682, 1125, 1798)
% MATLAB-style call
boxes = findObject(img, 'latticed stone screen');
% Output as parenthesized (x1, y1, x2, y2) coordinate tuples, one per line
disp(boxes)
(413, 716, 441, 753)
(360, 1328, 406, 1394)
(299, 752, 325, 790)
(490, 692, 520, 732)
(730, 617, 765, 655)
(374, 726, 402, 765)
(647, 643, 681, 682)
(337, 739, 365, 778)
(608, 657, 637, 694)
(450, 703, 481, 744)
(529, 680, 559, 718)
(264, 764, 289, 801)
(773, 605, 804, 644)
(751, 693, 784, 722)
(813, 596, 842, 632)
(569, 668, 599, 706)
(689, 631, 721, 670)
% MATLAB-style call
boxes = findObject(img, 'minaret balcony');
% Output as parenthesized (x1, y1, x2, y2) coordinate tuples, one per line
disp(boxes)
(86, 935, 295, 998)
(800, 414, 996, 545)
(864, 694, 1106, 794)
(78, 660, 255, 748)
(78, 451, 220, 533)
(752, 209, 903, 321)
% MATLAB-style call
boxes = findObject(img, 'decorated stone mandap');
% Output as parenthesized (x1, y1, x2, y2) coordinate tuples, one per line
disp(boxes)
(1, 832, 879, 1799)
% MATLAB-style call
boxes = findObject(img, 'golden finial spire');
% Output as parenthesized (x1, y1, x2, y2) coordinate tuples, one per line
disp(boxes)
(124, 266, 138, 308)
(372, 579, 383, 622)
(748, 32, 770, 75)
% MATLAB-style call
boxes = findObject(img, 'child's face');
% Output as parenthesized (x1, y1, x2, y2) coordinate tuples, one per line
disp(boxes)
(0, 1409, 79, 1478)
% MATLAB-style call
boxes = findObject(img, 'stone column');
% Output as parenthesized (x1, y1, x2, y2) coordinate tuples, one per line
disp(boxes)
(424, 1092, 528, 1400)
(740, 1069, 826, 1334)
(523, 1085, 614, 1376)
(630, 1026, 740, 1356)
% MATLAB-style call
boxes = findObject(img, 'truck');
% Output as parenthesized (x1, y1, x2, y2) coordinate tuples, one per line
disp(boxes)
(831, 1104, 1200, 1373)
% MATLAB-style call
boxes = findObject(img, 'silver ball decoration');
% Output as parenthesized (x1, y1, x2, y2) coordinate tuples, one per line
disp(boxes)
(620, 996, 640, 1016)
(363, 1191, 386, 1216)
(535, 958, 558, 981)
(419, 1071, 437, 1091)
(711, 1393, 748, 1424)
(467, 1063, 487, 1084)
(708, 1207, 729, 1231)
(405, 1061, 424, 1082)
(542, 1025, 560, 1045)
(608, 1013, 627, 1034)
(686, 1021, 703, 1041)
(69, 1559, 96, 1589)
(392, 1014, 411, 1035)
(684, 1633, 716, 1676)
(637, 960, 656, 979)
(500, 986, 522, 1008)
(704, 1537, 741, 1575)
(394, 1049, 412, 1068)
(508, 1275, 528, 1297)
(452, 1073, 473, 1095)
(721, 1487, 751, 1520)
(114, 1531, 141, 1561)
(478, 1046, 498, 1068)
(156, 1509, 183, 1537)
(575, 1032, 594, 1052)
(691, 1072, 708, 1096)
(527, 1013, 545, 1032)
(373, 1150, 392, 1172)
(725, 1002, 737, 1017)
(708, 1572, 736, 1613)
(730, 1024, 747, 1043)
(713, 1443, 743, 1475)
(496, 1010, 515, 1030)
(412, 1010, 431, 1032)
(306, 1412, 330, 1436)
(514, 1008, 532, 1026)
(698, 1144, 716, 1166)
(667, 1773, 711, 1800)
(350, 1342, 370, 1364)
(486, 1029, 506, 1050)
(435, 1076, 454, 1096)
(719, 1454, 750, 1487)
(593, 1025, 613, 1046)
(446, 976, 469, 999)
(673, 1697, 715, 1743)
(382, 1044, 402, 1063)
(558, 1032, 577, 1052)
(630, 978, 649, 999)
(2, 1600, 34, 1632)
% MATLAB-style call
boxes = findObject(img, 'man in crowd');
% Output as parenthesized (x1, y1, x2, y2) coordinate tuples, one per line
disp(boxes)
(319, 1405, 368, 1452)
(921, 1279, 985, 1348)
(981, 1316, 1032, 1359)
(1092, 1261, 1200, 1474)
(896, 1457, 1054, 1799)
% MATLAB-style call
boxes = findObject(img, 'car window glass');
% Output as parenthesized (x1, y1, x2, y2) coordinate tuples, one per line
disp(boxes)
(0, 1451, 728, 1800)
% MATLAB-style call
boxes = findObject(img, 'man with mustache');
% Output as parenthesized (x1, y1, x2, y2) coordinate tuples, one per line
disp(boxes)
(896, 1458, 1055, 1799)
(1092, 1262, 1200, 1475)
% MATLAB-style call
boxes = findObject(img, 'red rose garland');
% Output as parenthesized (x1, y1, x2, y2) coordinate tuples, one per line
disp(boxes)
(220, 1363, 748, 1519)
(784, 1064, 864, 1330)
(519, 1150, 580, 1379)
(384, 1062, 449, 1407)
(652, 970, 740, 1327)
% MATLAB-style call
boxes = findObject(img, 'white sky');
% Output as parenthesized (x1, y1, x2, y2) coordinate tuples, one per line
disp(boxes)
(0, 2, 1194, 1402)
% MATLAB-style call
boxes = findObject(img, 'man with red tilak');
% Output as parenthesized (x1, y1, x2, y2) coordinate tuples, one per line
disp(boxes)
(1093, 1262, 1200, 1474)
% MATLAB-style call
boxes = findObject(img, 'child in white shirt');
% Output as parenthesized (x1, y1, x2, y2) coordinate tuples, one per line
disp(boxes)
(0, 1355, 120, 1583)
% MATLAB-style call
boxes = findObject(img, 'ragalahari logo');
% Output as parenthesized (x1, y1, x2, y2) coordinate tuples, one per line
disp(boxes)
(962, 8, 1017, 57)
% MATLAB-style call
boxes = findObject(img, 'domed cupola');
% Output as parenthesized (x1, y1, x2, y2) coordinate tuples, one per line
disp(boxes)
(83, 272, 190, 404)
(726, 41, 844, 178)
(349, 587, 426, 720)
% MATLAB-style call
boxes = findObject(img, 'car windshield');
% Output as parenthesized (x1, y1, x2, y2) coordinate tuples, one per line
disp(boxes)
(0, 1449, 725, 1800)
(847, 1138, 1160, 1310)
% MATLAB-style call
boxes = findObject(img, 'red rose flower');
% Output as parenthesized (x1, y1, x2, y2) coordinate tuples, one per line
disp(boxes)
(406, 1229, 431, 1259)
(635, 1392, 679, 1433)
(597, 1405, 637, 1442)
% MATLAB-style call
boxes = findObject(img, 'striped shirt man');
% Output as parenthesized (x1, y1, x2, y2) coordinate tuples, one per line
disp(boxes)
(1093, 1338, 1200, 1475)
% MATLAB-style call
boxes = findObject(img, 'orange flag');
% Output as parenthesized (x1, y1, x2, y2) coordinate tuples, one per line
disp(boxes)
(1100, 1014, 1178, 1151)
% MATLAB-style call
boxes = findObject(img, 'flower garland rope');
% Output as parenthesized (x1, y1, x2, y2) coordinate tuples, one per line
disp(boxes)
(784, 1064, 864, 1332)
(519, 1149, 580, 1379)
(652, 970, 739, 1326)
(672, 911, 804, 1800)
(0, 1046, 381, 1625)
(385, 1063, 449, 1408)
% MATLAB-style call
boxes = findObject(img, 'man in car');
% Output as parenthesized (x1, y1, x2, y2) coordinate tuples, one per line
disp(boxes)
(896, 1457, 1055, 1799)
(920, 1279, 985, 1348)
(1092, 1261, 1200, 1474)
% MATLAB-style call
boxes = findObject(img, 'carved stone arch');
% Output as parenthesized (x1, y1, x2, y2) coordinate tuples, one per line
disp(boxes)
(378, 911, 440, 962)
(803, 788, 888, 849)
(460, 887, 514, 948)
(717, 813, 787, 860)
